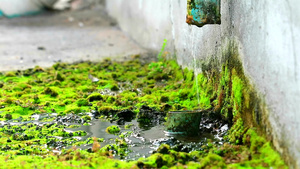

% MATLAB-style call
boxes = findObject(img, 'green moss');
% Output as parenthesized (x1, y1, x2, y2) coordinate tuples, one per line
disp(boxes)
(3, 97, 15, 104)
(160, 95, 169, 103)
(160, 103, 172, 112)
(226, 118, 246, 144)
(231, 73, 243, 115)
(82, 115, 91, 122)
(99, 106, 115, 115)
(124, 124, 133, 129)
(13, 83, 32, 91)
(87, 93, 103, 102)
(157, 144, 170, 154)
(54, 72, 65, 81)
(64, 105, 81, 114)
(52, 62, 67, 70)
(192, 74, 212, 109)
(137, 154, 163, 168)
(12, 107, 32, 115)
(0, 53, 287, 168)
(106, 96, 116, 103)
(199, 153, 226, 168)
(76, 98, 89, 107)
(223, 129, 288, 169)
(110, 84, 120, 91)
(63, 99, 74, 105)
(140, 95, 157, 104)
(44, 87, 58, 97)
(33, 66, 44, 73)
(4, 113, 12, 120)
(183, 68, 194, 82)
(105, 125, 120, 134)
(98, 82, 120, 91)
(147, 62, 168, 81)
(76, 85, 94, 92)
(5, 71, 16, 77)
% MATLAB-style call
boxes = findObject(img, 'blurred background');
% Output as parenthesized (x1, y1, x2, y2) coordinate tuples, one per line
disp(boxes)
(0, 0, 149, 71)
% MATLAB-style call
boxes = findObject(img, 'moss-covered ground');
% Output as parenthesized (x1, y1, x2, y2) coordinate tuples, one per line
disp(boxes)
(0, 55, 287, 168)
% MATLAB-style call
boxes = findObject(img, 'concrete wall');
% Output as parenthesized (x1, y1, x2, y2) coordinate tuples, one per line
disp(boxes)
(105, 0, 300, 168)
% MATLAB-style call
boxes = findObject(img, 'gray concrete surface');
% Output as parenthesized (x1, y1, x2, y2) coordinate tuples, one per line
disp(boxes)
(0, 5, 149, 72)
(106, 0, 300, 168)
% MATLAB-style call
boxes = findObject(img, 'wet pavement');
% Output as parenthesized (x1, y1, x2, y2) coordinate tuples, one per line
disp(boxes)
(0, 5, 150, 71)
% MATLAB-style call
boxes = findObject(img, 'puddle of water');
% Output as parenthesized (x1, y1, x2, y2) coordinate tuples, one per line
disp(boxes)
(0, 112, 227, 161)
(69, 118, 224, 160)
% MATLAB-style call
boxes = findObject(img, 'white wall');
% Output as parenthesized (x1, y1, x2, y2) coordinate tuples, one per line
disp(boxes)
(106, 0, 300, 168)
